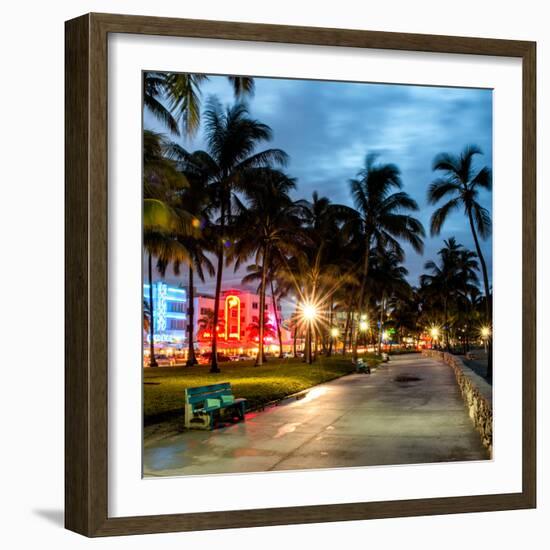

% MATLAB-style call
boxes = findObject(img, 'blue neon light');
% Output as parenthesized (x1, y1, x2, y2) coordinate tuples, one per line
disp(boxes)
(143, 282, 188, 340)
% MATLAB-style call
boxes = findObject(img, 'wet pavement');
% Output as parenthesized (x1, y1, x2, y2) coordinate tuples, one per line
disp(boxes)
(143, 354, 489, 477)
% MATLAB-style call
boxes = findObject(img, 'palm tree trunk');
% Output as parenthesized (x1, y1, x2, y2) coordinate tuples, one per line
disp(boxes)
(342, 304, 352, 355)
(293, 324, 298, 357)
(467, 210, 492, 381)
(307, 324, 313, 364)
(186, 265, 197, 366)
(271, 279, 284, 359)
(443, 296, 450, 351)
(303, 325, 309, 363)
(314, 331, 319, 362)
(210, 200, 226, 374)
(377, 292, 385, 355)
(256, 245, 269, 366)
(148, 252, 158, 367)
(348, 305, 356, 355)
(210, 248, 223, 373)
(328, 297, 334, 356)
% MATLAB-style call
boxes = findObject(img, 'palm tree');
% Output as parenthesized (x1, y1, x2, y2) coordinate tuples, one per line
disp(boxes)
(229, 169, 304, 365)
(421, 238, 479, 351)
(143, 130, 193, 236)
(143, 300, 151, 334)
(143, 130, 198, 367)
(349, 154, 425, 360)
(246, 313, 277, 344)
(143, 232, 190, 366)
(198, 308, 216, 332)
(368, 249, 411, 353)
(144, 72, 254, 136)
(390, 288, 423, 349)
(192, 100, 288, 372)
(278, 246, 343, 364)
(293, 192, 359, 357)
(161, 147, 217, 366)
(241, 257, 290, 359)
(428, 145, 492, 378)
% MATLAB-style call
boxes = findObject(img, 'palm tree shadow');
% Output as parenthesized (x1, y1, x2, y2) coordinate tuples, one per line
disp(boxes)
(33, 509, 64, 527)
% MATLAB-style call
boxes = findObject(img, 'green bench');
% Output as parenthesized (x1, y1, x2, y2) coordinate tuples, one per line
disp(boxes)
(184, 383, 247, 430)
(355, 358, 371, 374)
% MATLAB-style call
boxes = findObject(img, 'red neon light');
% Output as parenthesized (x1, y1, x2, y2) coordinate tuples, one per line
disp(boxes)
(224, 295, 241, 341)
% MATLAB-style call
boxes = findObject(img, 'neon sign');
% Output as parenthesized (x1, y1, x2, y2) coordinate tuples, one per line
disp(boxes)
(224, 295, 241, 340)
(156, 282, 168, 332)
(143, 282, 187, 339)
(146, 334, 183, 343)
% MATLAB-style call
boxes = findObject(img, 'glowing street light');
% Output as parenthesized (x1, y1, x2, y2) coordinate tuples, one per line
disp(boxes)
(302, 303, 318, 322)
(330, 327, 339, 338)
(299, 301, 319, 365)
(429, 326, 440, 350)
(359, 320, 369, 332)
(480, 325, 491, 354)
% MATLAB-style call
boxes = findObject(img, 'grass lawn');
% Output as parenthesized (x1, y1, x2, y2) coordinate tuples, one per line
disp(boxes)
(144, 353, 381, 425)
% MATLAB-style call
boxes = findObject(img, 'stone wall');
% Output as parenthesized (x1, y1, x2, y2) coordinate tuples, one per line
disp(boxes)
(422, 350, 493, 457)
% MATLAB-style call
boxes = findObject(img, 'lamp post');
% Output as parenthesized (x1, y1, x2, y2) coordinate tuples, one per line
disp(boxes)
(359, 318, 369, 350)
(382, 330, 389, 351)
(429, 326, 440, 350)
(302, 302, 318, 364)
(480, 325, 491, 355)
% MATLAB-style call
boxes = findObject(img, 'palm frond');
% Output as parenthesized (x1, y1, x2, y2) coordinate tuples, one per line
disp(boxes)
(427, 178, 461, 205)
(429, 198, 461, 236)
(471, 202, 492, 239)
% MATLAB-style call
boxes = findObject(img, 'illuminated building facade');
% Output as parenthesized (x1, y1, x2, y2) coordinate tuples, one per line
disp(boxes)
(143, 282, 187, 346)
(195, 289, 291, 354)
(142, 283, 291, 356)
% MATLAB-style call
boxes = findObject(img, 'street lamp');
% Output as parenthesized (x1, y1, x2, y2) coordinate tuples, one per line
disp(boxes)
(299, 301, 318, 364)
(480, 325, 491, 354)
(429, 326, 440, 349)
(302, 303, 318, 322)
(359, 320, 369, 332)
(330, 327, 339, 338)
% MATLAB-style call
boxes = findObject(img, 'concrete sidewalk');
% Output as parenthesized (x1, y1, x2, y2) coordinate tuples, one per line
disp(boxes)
(143, 354, 488, 477)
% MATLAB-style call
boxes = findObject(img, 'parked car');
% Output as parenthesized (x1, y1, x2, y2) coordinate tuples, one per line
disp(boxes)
(156, 357, 177, 366)
(230, 354, 251, 361)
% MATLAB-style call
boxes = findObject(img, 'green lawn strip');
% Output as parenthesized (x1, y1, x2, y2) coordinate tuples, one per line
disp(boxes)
(143, 353, 381, 424)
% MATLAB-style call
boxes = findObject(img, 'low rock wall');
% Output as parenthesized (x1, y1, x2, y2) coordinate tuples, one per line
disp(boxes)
(422, 350, 493, 456)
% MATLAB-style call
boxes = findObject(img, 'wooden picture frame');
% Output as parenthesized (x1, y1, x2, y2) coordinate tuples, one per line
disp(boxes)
(65, 12, 536, 537)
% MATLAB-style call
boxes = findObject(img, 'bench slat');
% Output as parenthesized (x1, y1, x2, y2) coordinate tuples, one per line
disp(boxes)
(186, 383, 231, 396)
(186, 390, 233, 405)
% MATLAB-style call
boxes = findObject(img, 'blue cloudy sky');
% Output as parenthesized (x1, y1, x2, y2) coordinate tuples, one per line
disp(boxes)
(144, 74, 493, 292)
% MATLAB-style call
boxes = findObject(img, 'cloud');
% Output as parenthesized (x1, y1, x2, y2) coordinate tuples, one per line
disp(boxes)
(144, 74, 493, 287)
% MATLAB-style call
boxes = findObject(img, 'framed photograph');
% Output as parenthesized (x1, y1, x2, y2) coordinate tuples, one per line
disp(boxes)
(65, 13, 536, 537)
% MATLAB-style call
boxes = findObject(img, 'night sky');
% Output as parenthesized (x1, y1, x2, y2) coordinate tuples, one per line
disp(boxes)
(143, 74, 493, 295)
